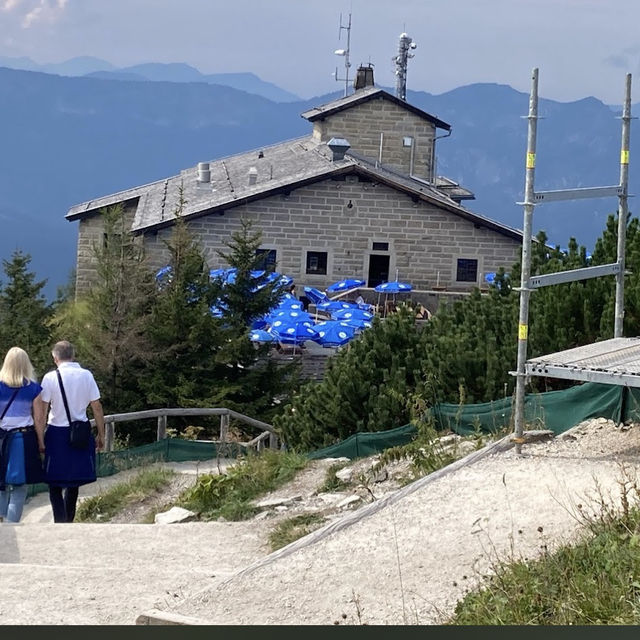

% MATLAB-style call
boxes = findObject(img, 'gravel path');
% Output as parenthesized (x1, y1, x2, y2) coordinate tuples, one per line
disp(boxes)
(162, 418, 640, 625)
(3, 418, 640, 625)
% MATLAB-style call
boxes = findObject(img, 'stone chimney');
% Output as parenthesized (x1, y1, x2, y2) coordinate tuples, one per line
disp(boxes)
(353, 64, 375, 91)
(248, 166, 258, 185)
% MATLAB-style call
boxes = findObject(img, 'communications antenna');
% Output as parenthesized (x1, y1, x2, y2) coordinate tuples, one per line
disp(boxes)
(333, 12, 352, 97)
(394, 32, 417, 101)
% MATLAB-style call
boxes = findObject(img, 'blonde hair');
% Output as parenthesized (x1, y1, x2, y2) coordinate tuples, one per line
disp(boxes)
(0, 347, 36, 388)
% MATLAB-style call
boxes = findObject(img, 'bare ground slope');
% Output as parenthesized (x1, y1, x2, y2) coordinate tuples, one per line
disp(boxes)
(2, 418, 639, 625)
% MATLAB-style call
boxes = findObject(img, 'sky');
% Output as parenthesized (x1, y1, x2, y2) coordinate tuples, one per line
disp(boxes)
(1, 0, 640, 105)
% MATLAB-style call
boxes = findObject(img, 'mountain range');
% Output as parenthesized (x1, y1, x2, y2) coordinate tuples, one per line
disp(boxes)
(0, 56, 635, 298)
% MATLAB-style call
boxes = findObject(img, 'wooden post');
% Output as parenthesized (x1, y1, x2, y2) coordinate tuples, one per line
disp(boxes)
(269, 432, 278, 450)
(219, 413, 229, 442)
(156, 414, 167, 441)
(105, 420, 115, 452)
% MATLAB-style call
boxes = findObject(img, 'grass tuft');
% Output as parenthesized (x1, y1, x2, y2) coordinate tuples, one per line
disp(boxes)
(177, 449, 308, 521)
(268, 513, 326, 551)
(75, 467, 175, 523)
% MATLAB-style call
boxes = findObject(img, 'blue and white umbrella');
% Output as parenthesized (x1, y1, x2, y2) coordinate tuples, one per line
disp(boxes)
(270, 319, 319, 345)
(316, 300, 357, 313)
(311, 321, 357, 347)
(339, 316, 373, 331)
(249, 329, 277, 343)
(272, 309, 313, 323)
(373, 280, 412, 294)
(331, 308, 374, 322)
(303, 286, 330, 305)
(155, 265, 172, 289)
(326, 278, 365, 294)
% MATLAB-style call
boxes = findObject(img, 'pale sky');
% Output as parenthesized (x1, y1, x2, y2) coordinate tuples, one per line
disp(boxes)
(1, 0, 639, 104)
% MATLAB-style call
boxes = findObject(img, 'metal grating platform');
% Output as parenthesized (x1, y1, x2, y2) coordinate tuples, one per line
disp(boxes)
(525, 337, 640, 387)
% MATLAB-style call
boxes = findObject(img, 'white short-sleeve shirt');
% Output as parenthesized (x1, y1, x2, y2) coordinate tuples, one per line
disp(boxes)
(40, 361, 101, 426)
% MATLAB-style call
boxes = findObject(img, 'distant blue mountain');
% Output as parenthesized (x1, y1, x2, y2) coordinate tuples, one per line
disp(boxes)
(0, 55, 301, 102)
(0, 65, 637, 299)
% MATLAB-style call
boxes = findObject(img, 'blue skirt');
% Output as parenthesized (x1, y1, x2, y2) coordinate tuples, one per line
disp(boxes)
(0, 427, 45, 489)
(44, 425, 97, 488)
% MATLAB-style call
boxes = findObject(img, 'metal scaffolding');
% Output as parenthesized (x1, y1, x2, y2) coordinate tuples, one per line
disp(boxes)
(512, 69, 633, 453)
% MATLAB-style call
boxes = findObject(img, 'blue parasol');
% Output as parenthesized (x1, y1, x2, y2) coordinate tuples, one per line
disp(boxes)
(249, 329, 277, 343)
(311, 321, 357, 347)
(373, 280, 412, 294)
(303, 286, 329, 305)
(331, 308, 374, 321)
(326, 278, 365, 294)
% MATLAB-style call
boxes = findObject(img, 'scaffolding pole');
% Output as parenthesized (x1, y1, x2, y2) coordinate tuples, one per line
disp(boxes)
(615, 73, 632, 338)
(512, 68, 539, 454)
(512, 71, 632, 454)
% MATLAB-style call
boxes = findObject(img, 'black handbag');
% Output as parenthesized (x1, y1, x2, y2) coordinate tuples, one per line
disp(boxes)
(56, 370, 92, 450)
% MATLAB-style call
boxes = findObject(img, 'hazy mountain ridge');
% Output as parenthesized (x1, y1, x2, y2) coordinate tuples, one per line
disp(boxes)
(0, 63, 635, 297)
(0, 55, 301, 103)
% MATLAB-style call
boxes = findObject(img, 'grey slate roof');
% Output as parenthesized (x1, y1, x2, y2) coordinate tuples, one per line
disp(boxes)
(66, 135, 522, 241)
(300, 86, 451, 131)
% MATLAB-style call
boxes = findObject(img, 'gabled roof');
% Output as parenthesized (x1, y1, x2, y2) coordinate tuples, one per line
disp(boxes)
(66, 136, 521, 242)
(300, 86, 451, 131)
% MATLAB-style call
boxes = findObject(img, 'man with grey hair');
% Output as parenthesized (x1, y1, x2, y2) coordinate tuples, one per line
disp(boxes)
(38, 340, 105, 523)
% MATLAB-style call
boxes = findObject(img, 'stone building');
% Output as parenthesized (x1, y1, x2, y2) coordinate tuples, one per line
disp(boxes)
(66, 66, 522, 299)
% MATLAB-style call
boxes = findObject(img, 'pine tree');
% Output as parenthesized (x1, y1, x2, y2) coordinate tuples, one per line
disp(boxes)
(51, 204, 155, 412)
(0, 250, 52, 373)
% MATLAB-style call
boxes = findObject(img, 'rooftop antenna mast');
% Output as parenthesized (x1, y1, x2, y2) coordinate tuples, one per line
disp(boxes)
(394, 32, 417, 101)
(334, 12, 352, 97)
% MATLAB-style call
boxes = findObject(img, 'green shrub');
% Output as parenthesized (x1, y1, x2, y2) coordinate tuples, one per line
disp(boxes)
(178, 449, 307, 521)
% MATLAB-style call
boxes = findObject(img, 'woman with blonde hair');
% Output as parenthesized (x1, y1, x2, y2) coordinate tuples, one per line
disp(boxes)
(0, 347, 45, 522)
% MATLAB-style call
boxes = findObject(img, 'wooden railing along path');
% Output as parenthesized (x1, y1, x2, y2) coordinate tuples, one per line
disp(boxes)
(89, 408, 278, 452)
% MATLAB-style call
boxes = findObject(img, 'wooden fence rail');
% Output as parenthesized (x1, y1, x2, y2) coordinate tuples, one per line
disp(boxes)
(87, 407, 277, 453)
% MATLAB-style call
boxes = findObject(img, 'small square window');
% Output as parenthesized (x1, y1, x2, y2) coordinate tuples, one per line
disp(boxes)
(306, 251, 328, 275)
(403, 136, 413, 147)
(372, 241, 389, 251)
(256, 249, 277, 270)
(456, 258, 478, 282)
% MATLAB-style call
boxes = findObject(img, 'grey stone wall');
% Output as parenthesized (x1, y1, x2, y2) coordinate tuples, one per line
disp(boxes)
(75, 203, 138, 296)
(139, 176, 520, 294)
(312, 97, 436, 181)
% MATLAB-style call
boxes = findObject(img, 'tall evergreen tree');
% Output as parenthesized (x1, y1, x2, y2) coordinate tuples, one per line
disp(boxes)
(51, 204, 155, 412)
(0, 250, 52, 373)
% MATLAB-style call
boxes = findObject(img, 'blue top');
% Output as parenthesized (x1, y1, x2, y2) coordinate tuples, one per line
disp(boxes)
(0, 380, 42, 430)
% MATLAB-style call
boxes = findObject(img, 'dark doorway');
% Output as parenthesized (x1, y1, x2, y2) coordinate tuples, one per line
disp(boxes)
(367, 254, 390, 288)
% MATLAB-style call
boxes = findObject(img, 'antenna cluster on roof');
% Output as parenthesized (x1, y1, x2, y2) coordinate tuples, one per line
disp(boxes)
(394, 32, 417, 101)
(333, 12, 352, 98)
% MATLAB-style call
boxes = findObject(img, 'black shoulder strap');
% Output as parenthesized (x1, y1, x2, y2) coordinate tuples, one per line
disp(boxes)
(1, 387, 21, 421)
(56, 369, 73, 426)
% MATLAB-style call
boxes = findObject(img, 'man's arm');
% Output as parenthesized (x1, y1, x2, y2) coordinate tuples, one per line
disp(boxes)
(33, 398, 47, 454)
(90, 399, 106, 452)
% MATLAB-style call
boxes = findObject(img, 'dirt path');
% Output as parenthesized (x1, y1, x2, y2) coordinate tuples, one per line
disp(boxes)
(3, 418, 640, 625)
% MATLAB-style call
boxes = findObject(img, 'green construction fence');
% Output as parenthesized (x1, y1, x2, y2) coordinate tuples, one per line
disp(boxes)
(26, 381, 640, 498)
(308, 381, 632, 460)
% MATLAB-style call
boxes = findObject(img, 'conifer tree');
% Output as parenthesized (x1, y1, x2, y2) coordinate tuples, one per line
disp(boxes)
(275, 306, 422, 450)
(50, 204, 155, 412)
(0, 250, 52, 373)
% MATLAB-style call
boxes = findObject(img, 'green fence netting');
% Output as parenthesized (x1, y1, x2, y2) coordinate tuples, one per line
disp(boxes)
(309, 381, 628, 460)
(27, 438, 246, 498)
(25, 381, 639, 498)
